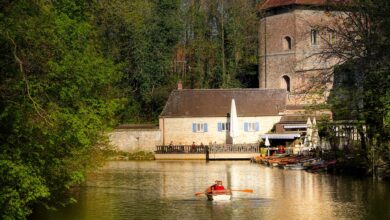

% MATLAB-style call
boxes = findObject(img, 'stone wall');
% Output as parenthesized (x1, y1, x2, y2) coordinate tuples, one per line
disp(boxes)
(108, 129, 162, 152)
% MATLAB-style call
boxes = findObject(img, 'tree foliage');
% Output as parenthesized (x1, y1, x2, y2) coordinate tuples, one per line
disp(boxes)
(180, 0, 258, 89)
(317, 0, 390, 174)
(92, 0, 183, 122)
(0, 0, 261, 218)
(92, 0, 259, 122)
(0, 1, 122, 218)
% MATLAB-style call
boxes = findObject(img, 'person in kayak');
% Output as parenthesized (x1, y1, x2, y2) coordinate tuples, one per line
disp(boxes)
(205, 180, 225, 194)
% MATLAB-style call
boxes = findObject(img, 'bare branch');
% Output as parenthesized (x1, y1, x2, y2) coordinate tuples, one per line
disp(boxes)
(6, 32, 53, 126)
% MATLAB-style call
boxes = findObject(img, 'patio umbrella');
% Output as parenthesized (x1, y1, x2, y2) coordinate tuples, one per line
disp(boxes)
(312, 117, 319, 148)
(304, 117, 313, 148)
(265, 136, 270, 156)
(229, 99, 239, 144)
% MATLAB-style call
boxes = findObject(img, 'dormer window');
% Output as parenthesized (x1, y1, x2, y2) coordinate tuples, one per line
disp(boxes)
(283, 36, 292, 50)
(311, 29, 319, 45)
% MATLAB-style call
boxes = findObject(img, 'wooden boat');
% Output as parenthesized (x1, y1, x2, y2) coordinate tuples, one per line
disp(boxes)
(206, 190, 232, 201)
(308, 160, 337, 172)
(284, 163, 305, 170)
(271, 162, 280, 167)
(303, 159, 324, 169)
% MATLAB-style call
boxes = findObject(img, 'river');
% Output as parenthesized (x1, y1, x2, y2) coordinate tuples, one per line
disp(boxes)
(31, 161, 390, 220)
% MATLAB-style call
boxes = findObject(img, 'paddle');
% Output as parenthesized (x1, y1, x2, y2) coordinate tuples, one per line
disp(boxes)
(195, 189, 253, 196)
(231, 189, 253, 193)
(194, 192, 205, 196)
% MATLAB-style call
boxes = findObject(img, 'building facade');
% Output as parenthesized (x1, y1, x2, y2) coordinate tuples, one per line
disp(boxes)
(159, 89, 286, 145)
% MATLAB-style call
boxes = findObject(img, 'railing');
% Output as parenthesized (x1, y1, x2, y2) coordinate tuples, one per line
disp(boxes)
(155, 145, 207, 154)
(209, 144, 260, 153)
(155, 144, 260, 154)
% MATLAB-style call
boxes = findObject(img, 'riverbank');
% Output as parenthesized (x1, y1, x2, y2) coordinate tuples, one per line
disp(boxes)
(105, 150, 155, 161)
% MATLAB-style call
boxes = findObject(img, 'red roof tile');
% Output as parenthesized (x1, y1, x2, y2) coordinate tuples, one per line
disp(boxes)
(160, 89, 287, 117)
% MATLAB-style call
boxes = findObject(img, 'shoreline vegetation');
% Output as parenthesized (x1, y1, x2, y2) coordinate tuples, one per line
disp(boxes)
(105, 150, 155, 161)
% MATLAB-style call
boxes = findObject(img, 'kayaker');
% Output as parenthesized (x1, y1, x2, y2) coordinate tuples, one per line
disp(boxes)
(213, 180, 225, 191)
(205, 180, 225, 194)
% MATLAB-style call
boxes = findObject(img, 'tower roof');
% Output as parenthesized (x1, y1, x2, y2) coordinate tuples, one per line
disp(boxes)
(257, 0, 345, 11)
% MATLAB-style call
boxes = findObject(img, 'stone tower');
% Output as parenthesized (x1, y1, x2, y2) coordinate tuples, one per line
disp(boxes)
(258, 0, 341, 106)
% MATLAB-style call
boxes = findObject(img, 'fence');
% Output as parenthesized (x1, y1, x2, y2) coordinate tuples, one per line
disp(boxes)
(155, 144, 260, 154)
(208, 144, 260, 153)
(155, 145, 207, 154)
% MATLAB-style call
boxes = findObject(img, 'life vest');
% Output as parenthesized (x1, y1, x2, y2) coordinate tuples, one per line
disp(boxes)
(214, 185, 225, 191)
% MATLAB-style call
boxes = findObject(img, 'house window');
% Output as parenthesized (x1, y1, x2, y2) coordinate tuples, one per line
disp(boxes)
(311, 29, 319, 45)
(244, 122, 259, 132)
(283, 36, 292, 50)
(192, 123, 208, 132)
(218, 122, 230, 132)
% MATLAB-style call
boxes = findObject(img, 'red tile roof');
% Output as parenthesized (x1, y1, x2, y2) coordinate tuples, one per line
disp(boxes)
(115, 124, 159, 130)
(160, 89, 287, 117)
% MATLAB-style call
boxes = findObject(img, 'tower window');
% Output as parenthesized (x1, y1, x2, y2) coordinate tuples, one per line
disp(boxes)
(311, 29, 319, 45)
(328, 31, 336, 45)
(283, 36, 292, 50)
(282, 75, 291, 92)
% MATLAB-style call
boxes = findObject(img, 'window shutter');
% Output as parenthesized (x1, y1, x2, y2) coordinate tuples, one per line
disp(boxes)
(255, 122, 260, 131)
(204, 123, 208, 132)
(192, 123, 196, 132)
(244, 122, 248, 132)
(217, 122, 222, 132)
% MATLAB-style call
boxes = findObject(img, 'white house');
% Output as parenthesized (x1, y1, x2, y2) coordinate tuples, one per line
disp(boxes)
(159, 88, 287, 145)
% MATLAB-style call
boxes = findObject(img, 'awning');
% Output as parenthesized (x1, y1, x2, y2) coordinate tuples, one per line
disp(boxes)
(283, 124, 307, 129)
(260, 133, 301, 140)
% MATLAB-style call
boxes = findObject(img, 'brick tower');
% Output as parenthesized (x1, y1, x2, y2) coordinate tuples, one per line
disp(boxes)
(257, 0, 341, 107)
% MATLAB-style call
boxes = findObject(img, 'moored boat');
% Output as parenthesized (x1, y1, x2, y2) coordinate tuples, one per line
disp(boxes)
(284, 163, 305, 170)
(271, 162, 280, 167)
(308, 159, 337, 172)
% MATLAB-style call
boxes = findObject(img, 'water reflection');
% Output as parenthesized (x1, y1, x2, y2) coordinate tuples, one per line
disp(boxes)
(31, 161, 390, 220)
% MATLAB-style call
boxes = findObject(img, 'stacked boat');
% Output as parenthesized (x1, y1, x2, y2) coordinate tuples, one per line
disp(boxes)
(252, 154, 337, 172)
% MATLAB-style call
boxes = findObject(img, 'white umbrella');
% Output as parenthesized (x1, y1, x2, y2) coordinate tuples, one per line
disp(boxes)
(305, 117, 313, 148)
(312, 117, 317, 126)
(265, 136, 270, 156)
(229, 99, 239, 144)
(312, 117, 319, 148)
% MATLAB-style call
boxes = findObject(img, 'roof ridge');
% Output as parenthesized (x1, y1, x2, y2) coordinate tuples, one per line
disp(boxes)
(257, 0, 346, 11)
(174, 88, 286, 91)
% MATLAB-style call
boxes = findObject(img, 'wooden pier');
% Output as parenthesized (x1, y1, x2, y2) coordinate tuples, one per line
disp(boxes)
(155, 144, 261, 160)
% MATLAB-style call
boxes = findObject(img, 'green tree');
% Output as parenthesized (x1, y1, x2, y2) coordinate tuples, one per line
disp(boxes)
(317, 0, 390, 176)
(180, 0, 258, 89)
(0, 1, 122, 218)
(92, 0, 182, 122)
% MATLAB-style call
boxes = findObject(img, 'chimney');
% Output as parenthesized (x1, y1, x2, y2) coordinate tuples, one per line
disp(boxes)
(177, 80, 183, 90)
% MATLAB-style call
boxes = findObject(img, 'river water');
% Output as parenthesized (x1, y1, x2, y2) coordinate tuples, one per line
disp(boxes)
(31, 161, 390, 220)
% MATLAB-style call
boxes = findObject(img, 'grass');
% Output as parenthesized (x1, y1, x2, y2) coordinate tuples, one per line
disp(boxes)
(105, 150, 155, 161)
